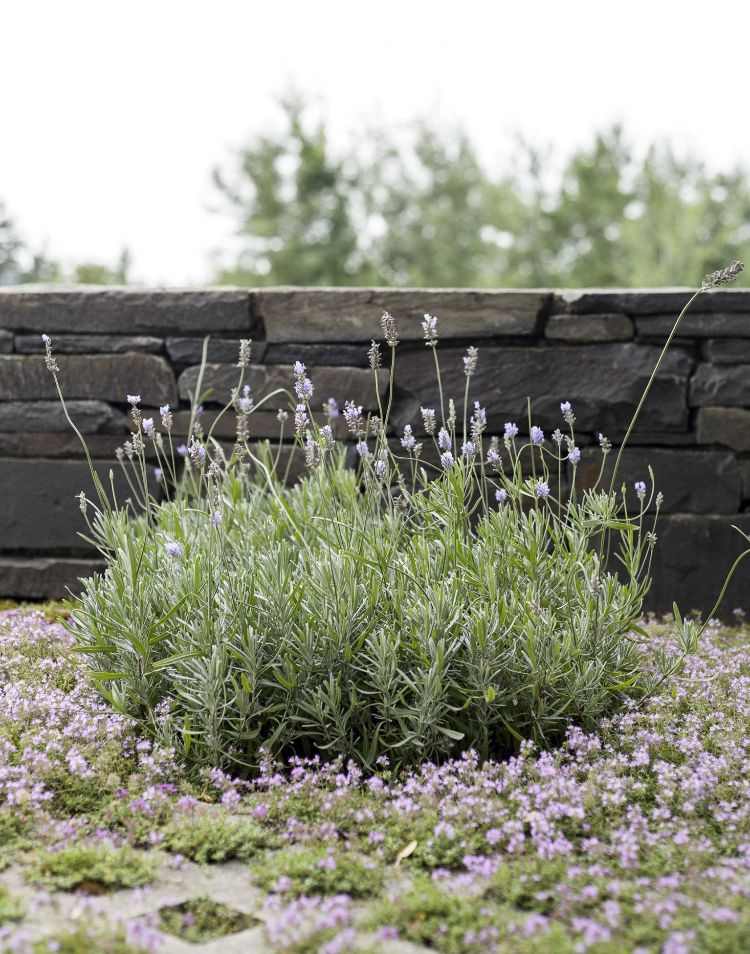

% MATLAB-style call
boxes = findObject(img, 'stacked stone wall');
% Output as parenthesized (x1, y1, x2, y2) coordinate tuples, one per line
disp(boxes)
(1, 286, 749, 613)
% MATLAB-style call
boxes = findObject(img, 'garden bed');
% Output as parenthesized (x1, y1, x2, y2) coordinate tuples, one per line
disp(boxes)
(2, 605, 750, 953)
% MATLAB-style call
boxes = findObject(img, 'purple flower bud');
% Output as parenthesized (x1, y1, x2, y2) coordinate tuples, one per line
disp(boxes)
(127, 394, 141, 407)
(356, 440, 370, 458)
(634, 480, 647, 498)
(400, 424, 416, 451)
(461, 441, 476, 458)
(535, 479, 550, 498)
(323, 397, 339, 419)
(530, 426, 545, 446)
(438, 428, 451, 451)
(568, 446, 581, 464)
(176, 443, 188, 457)
(504, 422, 519, 439)
(165, 540, 183, 559)
(142, 418, 155, 436)
(495, 488, 508, 505)
(440, 451, 455, 469)
(153, 467, 163, 482)
(211, 510, 222, 527)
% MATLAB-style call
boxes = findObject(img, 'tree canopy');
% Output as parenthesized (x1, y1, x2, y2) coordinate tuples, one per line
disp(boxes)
(213, 101, 750, 287)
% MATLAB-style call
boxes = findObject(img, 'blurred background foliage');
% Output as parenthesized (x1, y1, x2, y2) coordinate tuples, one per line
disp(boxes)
(4, 95, 750, 287)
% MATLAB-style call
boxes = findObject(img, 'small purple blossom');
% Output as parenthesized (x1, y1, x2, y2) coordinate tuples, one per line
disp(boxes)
(535, 479, 550, 498)
(530, 425, 545, 446)
(437, 428, 451, 451)
(634, 480, 647, 498)
(495, 488, 508, 505)
(127, 394, 141, 407)
(142, 417, 155, 437)
(504, 421, 519, 439)
(568, 446, 581, 464)
(401, 424, 417, 451)
(440, 451, 455, 469)
(323, 397, 339, 418)
(165, 540, 183, 559)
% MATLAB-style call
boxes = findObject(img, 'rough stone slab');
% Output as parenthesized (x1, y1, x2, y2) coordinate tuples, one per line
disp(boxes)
(14, 333, 164, 354)
(264, 341, 370, 367)
(0, 556, 104, 598)
(256, 288, 549, 342)
(576, 448, 741, 514)
(557, 288, 749, 315)
(741, 460, 750, 501)
(635, 312, 750, 338)
(178, 363, 388, 410)
(696, 408, 750, 452)
(702, 339, 750, 363)
(173, 409, 349, 440)
(0, 354, 177, 405)
(0, 287, 254, 333)
(0, 433, 156, 459)
(390, 344, 692, 435)
(166, 337, 266, 365)
(0, 458, 156, 551)
(689, 363, 750, 407)
(646, 515, 750, 616)
(0, 401, 128, 434)
(545, 312, 634, 342)
(0, 329, 11, 353)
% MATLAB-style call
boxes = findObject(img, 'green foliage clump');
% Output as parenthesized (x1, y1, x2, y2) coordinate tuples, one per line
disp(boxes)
(252, 845, 383, 898)
(27, 843, 156, 892)
(0, 883, 24, 925)
(30, 926, 151, 954)
(162, 811, 274, 863)
(159, 897, 257, 942)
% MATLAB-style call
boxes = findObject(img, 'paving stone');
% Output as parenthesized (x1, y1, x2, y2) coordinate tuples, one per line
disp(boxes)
(0, 400, 128, 433)
(166, 337, 267, 365)
(0, 354, 177, 405)
(545, 312, 634, 342)
(689, 363, 750, 407)
(14, 333, 164, 354)
(635, 312, 750, 338)
(696, 407, 750, 452)
(0, 556, 104, 598)
(0, 287, 255, 333)
(576, 447, 741, 514)
(390, 344, 692, 436)
(178, 363, 388, 410)
(646, 514, 750, 616)
(0, 458, 157, 552)
(702, 338, 750, 363)
(556, 287, 749, 315)
(256, 288, 548, 342)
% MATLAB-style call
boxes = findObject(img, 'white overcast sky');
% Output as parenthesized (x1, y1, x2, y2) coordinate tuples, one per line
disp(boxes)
(1, 0, 748, 284)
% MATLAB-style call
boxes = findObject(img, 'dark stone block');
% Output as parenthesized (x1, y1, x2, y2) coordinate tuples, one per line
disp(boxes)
(390, 344, 692, 436)
(741, 459, 750, 501)
(256, 288, 548, 342)
(0, 355, 177, 406)
(14, 334, 163, 354)
(557, 288, 749, 315)
(0, 401, 128, 434)
(702, 339, 750, 363)
(0, 557, 104, 599)
(0, 458, 158, 551)
(576, 447, 741, 514)
(635, 313, 750, 338)
(165, 337, 267, 365)
(0, 433, 159, 459)
(0, 288, 254, 334)
(696, 408, 750, 453)
(646, 515, 750, 616)
(545, 313, 634, 342)
(172, 409, 349, 440)
(264, 343, 370, 367)
(178, 363, 388, 411)
(689, 364, 750, 407)
(0, 330, 11, 353)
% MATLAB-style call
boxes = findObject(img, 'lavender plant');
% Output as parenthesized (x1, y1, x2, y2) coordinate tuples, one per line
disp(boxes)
(43, 264, 749, 772)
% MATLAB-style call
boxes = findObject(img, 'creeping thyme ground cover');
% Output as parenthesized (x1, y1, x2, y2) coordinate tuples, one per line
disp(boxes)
(3, 605, 750, 953)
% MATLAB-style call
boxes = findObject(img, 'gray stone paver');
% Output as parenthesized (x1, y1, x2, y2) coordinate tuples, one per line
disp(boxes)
(0, 853, 433, 953)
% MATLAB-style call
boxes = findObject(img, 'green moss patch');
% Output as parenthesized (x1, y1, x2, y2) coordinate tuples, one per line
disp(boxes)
(158, 896, 257, 943)
(26, 843, 156, 892)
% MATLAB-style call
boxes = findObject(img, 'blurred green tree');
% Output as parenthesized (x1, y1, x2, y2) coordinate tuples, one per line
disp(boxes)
(213, 102, 750, 287)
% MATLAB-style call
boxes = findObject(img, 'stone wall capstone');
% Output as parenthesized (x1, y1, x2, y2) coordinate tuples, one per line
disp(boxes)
(1, 284, 749, 615)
